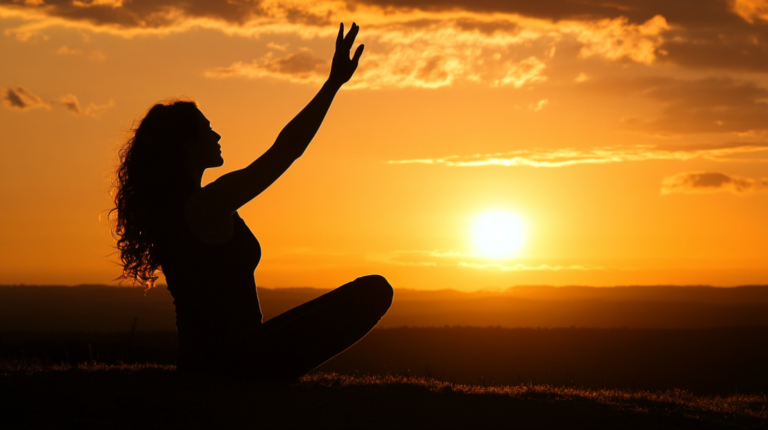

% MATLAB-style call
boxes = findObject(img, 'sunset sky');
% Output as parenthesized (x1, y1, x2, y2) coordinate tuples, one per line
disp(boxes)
(1, 0, 767, 290)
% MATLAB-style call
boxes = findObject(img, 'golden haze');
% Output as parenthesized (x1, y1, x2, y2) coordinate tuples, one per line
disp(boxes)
(1, 0, 767, 289)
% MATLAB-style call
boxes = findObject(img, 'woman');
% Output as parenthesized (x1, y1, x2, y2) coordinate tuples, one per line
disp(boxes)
(112, 23, 393, 381)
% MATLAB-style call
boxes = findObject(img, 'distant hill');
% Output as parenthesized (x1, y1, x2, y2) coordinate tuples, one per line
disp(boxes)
(1, 284, 767, 331)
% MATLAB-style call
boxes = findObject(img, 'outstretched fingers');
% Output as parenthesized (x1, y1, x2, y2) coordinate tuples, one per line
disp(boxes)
(330, 22, 363, 84)
(344, 22, 359, 51)
(352, 44, 364, 65)
(336, 23, 344, 49)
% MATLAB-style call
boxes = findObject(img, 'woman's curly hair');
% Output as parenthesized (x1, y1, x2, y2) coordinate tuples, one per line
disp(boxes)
(111, 100, 201, 289)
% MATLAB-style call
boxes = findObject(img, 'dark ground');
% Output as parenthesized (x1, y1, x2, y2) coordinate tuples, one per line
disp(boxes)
(2, 285, 767, 428)
(3, 285, 768, 331)
(1, 364, 765, 430)
(3, 326, 767, 395)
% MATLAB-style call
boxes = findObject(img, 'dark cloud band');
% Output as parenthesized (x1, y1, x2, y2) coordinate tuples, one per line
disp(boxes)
(661, 171, 768, 195)
(1, 86, 49, 111)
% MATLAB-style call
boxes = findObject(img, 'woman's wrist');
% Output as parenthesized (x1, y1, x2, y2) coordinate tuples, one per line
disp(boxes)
(325, 77, 344, 91)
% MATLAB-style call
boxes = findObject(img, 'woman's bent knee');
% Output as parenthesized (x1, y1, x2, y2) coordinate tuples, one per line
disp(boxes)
(353, 274, 393, 312)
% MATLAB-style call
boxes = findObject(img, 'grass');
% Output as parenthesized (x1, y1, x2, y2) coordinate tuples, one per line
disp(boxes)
(2, 360, 766, 429)
(304, 372, 768, 422)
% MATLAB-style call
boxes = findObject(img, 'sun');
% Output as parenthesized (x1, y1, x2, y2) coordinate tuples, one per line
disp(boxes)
(471, 210, 527, 258)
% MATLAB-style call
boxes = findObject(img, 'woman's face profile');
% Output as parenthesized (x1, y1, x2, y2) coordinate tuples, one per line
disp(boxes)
(187, 109, 224, 170)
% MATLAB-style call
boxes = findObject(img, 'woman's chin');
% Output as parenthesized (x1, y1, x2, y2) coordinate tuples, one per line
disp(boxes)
(204, 159, 224, 169)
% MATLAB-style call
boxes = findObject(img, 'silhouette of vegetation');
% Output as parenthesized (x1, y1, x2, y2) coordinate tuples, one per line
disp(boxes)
(2, 325, 767, 395)
(1, 361, 764, 429)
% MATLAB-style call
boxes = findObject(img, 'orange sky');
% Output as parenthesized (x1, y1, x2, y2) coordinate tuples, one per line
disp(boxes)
(1, 0, 767, 290)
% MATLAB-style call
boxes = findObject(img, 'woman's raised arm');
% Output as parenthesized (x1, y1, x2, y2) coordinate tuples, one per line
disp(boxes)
(186, 23, 364, 239)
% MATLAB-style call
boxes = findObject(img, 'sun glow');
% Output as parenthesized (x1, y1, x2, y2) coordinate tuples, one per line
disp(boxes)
(472, 210, 527, 258)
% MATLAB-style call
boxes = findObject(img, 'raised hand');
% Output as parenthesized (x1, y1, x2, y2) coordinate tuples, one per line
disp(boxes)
(328, 22, 364, 87)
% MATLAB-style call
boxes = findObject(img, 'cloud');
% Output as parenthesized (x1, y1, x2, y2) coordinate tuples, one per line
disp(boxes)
(388, 142, 768, 168)
(575, 15, 668, 64)
(208, 47, 548, 89)
(0, 0, 265, 33)
(492, 57, 546, 88)
(249, 14, 666, 89)
(622, 77, 768, 135)
(56, 45, 82, 55)
(730, 0, 768, 24)
(206, 50, 330, 84)
(8, 0, 768, 77)
(661, 171, 768, 195)
(57, 93, 115, 118)
(82, 98, 116, 118)
(367, 250, 601, 271)
(1, 86, 113, 117)
(366, 250, 456, 267)
(72, 0, 124, 8)
(0, 0, 336, 40)
(653, 0, 768, 73)
(1, 86, 50, 111)
(58, 94, 81, 114)
(458, 262, 601, 271)
(267, 42, 289, 51)
(351, 0, 768, 72)
(3, 1, 672, 90)
(56, 45, 106, 60)
(352, 0, 687, 26)
(338, 14, 666, 89)
(529, 99, 548, 112)
(658, 22, 768, 72)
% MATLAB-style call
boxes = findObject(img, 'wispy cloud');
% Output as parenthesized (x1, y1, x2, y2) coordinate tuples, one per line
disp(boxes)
(575, 15, 668, 64)
(529, 99, 548, 112)
(366, 250, 454, 267)
(1, 86, 49, 111)
(458, 262, 601, 271)
(2, 87, 114, 118)
(367, 250, 601, 271)
(621, 77, 768, 135)
(661, 171, 768, 195)
(267, 42, 289, 51)
(207, 48, 548, 89)
(82, 99, 115, 119)
(387, 142, 768, 168)
(56, 45, 106, 61)
(58, 94, 81, 114)
(206, 50, 329, 84)
(56, 45, 82, 56)
(57, 94, 115, 118)
(730, 0, 768, 24)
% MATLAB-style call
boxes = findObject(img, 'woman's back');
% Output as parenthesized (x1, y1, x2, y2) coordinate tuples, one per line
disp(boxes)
(157, 210, 262, 372)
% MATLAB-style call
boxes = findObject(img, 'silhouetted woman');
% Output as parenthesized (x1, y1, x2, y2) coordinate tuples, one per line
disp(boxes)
(111, 23, 392, 381)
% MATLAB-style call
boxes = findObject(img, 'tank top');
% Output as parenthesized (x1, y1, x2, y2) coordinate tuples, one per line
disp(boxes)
(157, 211, 263, 371)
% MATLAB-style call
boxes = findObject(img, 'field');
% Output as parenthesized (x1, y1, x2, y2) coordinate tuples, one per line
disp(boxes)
(3, 285, 768, 331)
(1, 285, 767, 428)
(2, 362, 765, 429)
(2, 326, 768, 396)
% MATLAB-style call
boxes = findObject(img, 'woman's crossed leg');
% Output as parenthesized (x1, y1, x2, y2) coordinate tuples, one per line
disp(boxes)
(246, 274, 393, 381)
